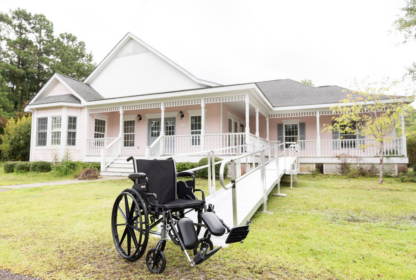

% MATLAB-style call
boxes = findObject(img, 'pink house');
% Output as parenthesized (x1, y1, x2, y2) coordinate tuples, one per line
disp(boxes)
(25, 33, 408, 175)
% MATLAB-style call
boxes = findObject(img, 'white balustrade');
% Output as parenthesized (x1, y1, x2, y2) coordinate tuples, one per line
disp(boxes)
(101, 137, 122, 171)
(146, 135, 163, 158)
(205, 133, 246, 155)
(87, 137, 118, 156)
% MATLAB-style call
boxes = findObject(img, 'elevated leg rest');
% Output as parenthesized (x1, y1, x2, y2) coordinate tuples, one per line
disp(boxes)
(201, 212, 226, 236)
(177, 218, 198, 250)
(193, 246, 222, 265)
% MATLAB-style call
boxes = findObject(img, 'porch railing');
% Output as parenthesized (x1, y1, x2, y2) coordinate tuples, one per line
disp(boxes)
(205, 133, 245, 154)
(145, 135, 163, 158)
(164, 135, 202, 155)
(87, 137, 118, 156)
(298, 138, 403, 157)
(100, 137, 122, 171)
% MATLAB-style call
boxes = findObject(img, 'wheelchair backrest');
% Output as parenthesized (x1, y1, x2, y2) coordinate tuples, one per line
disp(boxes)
(133, 158, 177, 205)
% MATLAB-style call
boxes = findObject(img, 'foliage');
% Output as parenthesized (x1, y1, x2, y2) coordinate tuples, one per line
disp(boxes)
(397, 171, 416, 183)
(176, 162, 199, 173)
(0, 8, 96, 113)
(3, 162, 16, 173)
(76, 168, 100, 180)
(301, 79, 314, 86)
(198, 157, 228, 179)
(322, 79, 415, 184)
(15, 162, 30, 173)
(407, 135, 416, 167)
(30, 161, 52, 172)
(0, 116, 31, 161)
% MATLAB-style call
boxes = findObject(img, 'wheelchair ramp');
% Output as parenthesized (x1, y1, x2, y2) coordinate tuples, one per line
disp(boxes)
(190, 156, 296, 246)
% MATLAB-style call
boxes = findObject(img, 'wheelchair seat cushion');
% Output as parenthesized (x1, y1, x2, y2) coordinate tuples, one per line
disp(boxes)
(160, 199, 204, 210)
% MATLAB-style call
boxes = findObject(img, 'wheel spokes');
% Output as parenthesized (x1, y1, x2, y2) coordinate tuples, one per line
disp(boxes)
(124, 194, 130, 221)
(118, 206, 127, 222)
(119, 227, 128, 246)
(128, 227, 139, 249)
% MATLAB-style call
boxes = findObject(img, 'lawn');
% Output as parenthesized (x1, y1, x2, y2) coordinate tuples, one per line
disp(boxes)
(0, 167, 74, 186)
(0, 175, 415, 279)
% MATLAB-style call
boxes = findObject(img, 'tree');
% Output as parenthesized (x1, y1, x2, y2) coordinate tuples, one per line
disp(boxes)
(301, 79, 314, 86)
(50, 32, 95, 80)
(394, 0, 416, 80)
(0, 115, 31, 161)
(322, 79, 415, 184)
(0, 72, 14, 118)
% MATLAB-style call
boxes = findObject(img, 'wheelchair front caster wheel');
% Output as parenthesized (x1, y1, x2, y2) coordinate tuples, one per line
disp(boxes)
(193, 238, 213, 256)
(146, 248, 166, 274)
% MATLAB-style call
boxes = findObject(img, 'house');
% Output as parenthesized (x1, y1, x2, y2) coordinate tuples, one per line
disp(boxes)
(25, 32, 408, 176)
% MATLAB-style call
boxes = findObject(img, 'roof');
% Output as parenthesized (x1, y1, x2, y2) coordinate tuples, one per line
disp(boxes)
(31, 94, 81, 105)
(255, 79, 353, 107)
(56, 74, 104, 102)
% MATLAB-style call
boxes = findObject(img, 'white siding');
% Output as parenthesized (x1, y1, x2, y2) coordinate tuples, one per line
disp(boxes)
(46, 82, 71, 97)
(89, 39, 206, 99)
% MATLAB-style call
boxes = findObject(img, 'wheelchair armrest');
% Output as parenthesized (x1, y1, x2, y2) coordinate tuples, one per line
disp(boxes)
(128, 173, 147, 180)
(146, 193, 159, 208)
(177, 171, 194, 177)
(194, 189, 205, 201)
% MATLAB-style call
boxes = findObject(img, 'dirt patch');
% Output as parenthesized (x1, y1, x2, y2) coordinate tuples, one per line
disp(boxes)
(76, 168, 100, 180)
(0, 269, 42, 280)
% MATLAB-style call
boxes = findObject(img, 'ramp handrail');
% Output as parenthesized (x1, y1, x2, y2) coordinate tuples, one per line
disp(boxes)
(219, 143, 286, 226)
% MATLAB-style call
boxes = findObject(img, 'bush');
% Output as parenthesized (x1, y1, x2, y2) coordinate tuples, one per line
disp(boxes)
(0, 116, 31, 161)
(30, 161, 52, 172)
(3, 162, 17, 173)
(197, 157, 228, 179)
(176, 162, 199, 173)
(408, 135, 416, 168)
(15, 162, 31, 173)
(76, 168, 100, 180)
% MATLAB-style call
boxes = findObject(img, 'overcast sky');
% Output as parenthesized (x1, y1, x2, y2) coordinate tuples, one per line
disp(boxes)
(2, 0, 415, 88)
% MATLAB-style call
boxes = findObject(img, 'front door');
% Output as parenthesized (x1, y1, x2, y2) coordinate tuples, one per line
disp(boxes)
(147, 118, 176, 147)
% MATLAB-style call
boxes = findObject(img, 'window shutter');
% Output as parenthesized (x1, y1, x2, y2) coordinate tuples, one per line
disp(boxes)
(277, 123, 284, 144)
(332, 121, 340, 150)
(299, 122, 306, 150)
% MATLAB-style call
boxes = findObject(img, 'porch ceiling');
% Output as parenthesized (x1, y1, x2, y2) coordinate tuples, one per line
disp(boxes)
(224, 101, 264, 118)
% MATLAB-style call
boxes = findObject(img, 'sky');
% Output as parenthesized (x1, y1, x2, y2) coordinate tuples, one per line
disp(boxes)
(2, 0, 415, 89)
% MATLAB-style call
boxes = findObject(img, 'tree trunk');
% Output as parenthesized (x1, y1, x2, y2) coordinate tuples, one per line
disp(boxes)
(379, 141, 384, 184)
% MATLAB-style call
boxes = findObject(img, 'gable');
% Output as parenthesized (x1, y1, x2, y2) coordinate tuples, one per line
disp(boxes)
(46, 81, 72, 97)
(88, 38, 208, 99)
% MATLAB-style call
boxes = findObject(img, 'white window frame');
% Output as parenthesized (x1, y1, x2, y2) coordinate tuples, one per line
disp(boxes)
(51, 116, 62, 146)
(94, 118, 107, 139)
(67, 116, 77, 147)
(123, 118, 135, 148)
(282, 119, 300, 148)
(36, 117, 48, 147)
(189, 114, 202, 146)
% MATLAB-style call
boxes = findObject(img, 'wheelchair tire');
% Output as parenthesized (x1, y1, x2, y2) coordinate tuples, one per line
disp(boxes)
(193, 238, 213, 256)
(146, 248, 166, 274)
(111, 189, 149, 262)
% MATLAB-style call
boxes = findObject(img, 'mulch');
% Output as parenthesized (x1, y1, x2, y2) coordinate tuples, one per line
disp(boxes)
(0, 269, 41, 280)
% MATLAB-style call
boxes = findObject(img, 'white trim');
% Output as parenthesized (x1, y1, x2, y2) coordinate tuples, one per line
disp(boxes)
(123, 114, 137, 121)
(227, 111, 240, 123)
(30, 109, 37, 161)
(84, 32, 220, 87)
(145, 111, 178, 119)
(94, 113, 109, 120)
(282, 119, 301, 124)
(187, 109, 208, 115)
(220, 103, 223, 133)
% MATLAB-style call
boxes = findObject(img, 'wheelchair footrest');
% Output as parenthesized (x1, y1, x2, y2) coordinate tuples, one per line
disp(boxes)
(193, 246, 222, 265)
(225, 225, 250, 244)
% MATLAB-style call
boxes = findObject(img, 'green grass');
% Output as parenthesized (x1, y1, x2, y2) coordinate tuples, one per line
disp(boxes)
(0, 167, 74, 186)
(0, 176, 415, 279)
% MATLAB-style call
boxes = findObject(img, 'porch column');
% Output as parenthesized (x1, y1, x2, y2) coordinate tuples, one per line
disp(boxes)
(255, 107, 259, 136)
(401, 115, 407, 156)
(119, 106, 124, 153)
(160, 102, 165, 156)
(245, 95, 250, 146)
(84, 108, 89, 158)
(60, 106, 68, 161)
(266, 117, 269, 141)
(316, 111, 321, 157)
(201, 99, 205, 151)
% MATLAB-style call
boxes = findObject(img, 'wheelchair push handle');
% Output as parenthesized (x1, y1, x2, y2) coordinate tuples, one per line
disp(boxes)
(126, 156, 134, 162)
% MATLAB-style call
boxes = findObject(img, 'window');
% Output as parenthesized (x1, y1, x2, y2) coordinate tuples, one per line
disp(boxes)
(37, 118, 48, 146)
(94, 119, 106, 138)
(150, 120, 160, 138)
(124, 120, 135, 147)
(67, 117, 77, 146)
(234, 121, 238, 133)
(340, 122, 357, 148)
(51, 116, 62, 145)
(284, 124, 298, 148)
(191, 116, 201, 146)
(228, 118, 232, 133)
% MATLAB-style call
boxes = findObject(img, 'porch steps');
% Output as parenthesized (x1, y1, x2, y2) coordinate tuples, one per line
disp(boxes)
(101, 157, 134, 177)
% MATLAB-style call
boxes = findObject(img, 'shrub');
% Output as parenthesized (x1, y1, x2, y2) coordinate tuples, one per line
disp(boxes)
(407, 135, 416, 168)
(30, 161, 52, 172)
(347, 166, 360, 178)
(0, 116, 31, 161)
(76, 168, 100, 180)
(198, 157, 228, 179)
(176, 162, 199, 173)
(15, 162, 31, 173)
(3, 162, 17, 173)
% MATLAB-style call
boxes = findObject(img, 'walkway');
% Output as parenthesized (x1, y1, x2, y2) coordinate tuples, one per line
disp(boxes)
(0, 176, 126, 189)
(191, 156, 296, 246)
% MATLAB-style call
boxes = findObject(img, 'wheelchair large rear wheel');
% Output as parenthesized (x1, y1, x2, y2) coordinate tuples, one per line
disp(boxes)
(111, 189, 149, 262)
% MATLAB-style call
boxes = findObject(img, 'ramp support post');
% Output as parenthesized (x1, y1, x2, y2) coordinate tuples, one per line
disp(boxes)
(211, 151, 216, 194)
(259, 150, 273, 214)
(208, 152, 212, 195)
(273, 145, 286, 197)
(231, 159, 238, 227)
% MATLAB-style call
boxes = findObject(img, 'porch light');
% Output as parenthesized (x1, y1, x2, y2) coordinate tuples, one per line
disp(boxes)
(137, 114, 142, 122)
(179, 111, 184, 120)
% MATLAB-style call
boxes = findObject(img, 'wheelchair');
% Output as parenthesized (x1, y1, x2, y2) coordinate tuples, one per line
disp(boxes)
(111, 157, 250, 274)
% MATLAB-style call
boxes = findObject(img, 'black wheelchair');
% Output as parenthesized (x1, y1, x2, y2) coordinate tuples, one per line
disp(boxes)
(111, 157, 250, 274)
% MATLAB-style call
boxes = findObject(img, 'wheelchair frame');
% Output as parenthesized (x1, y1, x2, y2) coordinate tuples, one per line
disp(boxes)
(111, 156, 250, 274)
